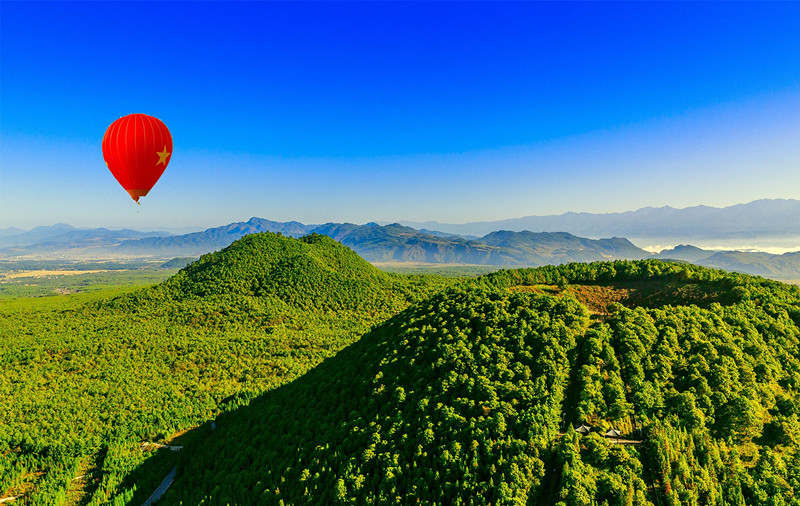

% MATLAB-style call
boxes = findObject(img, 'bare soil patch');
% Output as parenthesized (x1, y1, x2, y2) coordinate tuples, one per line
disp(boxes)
(3, 269, 121, 280)
(513, 279, 734, 312)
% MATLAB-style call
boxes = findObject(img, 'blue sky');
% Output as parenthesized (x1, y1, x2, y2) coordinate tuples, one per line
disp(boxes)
(1, 1, 798, 230)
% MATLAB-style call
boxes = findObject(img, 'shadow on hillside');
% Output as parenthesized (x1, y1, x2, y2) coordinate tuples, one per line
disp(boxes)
(117, 312, 397, 505)
(115, 272, 748, 504)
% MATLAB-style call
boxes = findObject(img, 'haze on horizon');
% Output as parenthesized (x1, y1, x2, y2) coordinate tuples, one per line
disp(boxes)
(1, 2, 798, 230)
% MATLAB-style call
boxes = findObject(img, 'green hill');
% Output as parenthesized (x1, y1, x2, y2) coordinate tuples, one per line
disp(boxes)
(138, 260, 800, 505)
(156, 232, 395, 311)
(109, 232, 448, 325)
(159, 286, 590, 505)
(159, 257, 197, 269)
(0, 232, 451, 504)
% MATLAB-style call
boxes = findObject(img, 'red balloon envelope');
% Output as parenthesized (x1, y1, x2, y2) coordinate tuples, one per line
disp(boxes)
(102, 114, 172, 202)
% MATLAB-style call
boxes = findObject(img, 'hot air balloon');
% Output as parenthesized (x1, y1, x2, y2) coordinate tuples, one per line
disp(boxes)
(102, 114, 172, 203)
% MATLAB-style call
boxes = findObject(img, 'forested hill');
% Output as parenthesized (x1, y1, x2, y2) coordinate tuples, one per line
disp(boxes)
(0, 232, 453, 503)
(158, 232, 389, 305)
(150, 260, 800, 505)
(161, 285, 591, 504)
(112, 232, 450, 317)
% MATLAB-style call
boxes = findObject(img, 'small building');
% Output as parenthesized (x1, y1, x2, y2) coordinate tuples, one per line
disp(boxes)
(574, 423, 591, 435)
(604, 428, 622, 439)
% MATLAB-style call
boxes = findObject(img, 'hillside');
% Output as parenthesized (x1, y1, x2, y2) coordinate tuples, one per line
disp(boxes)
(699, 251, 800, 278)
(136, 260, 800, 505)
(655, 244, 713, 262)
(1, 218, 652, 266)
(159, 257, 196, 269)
(0, 227, 27, 239)
(301, 222, 508, 263)
(149, 232, 414, 314)
(0, 233, 452, 504)
(159, 286, 590, 504)
(479, 230, 644, 262)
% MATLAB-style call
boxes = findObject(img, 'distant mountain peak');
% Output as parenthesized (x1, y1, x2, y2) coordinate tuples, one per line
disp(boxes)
(398, 199, 800, 239)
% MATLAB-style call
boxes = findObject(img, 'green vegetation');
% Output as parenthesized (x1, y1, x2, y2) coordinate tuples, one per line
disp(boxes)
(0, 259, 176, 300)
(160, 286, 588, 504)
(0, 233, 451, 504)
(2, 233, 799, 504)
(489, 261, 800, 505)
(0, 269, 176, 299)
(0, 260, 157, 273)
(159, 257, 197, 269)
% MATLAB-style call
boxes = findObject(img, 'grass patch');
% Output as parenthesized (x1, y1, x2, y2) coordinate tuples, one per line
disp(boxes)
(0, 269, 177, 300)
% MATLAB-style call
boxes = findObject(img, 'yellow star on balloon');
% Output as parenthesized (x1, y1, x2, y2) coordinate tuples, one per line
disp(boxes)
(156, 145, 171, 166)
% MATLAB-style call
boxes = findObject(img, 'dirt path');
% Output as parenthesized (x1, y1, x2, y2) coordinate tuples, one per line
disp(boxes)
(2, 270, 120, 279)
(141, 442, 183, 451)
(142, 467, 177, 506)
(607, 438, 643, 445)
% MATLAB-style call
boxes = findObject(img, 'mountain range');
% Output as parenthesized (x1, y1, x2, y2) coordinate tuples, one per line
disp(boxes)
(657, 245, 800, 278)
(110, 219, 647, 266)
(400, 198, 800, 239)
(0, 218, 649, 264)
(2, 199, 799, 278)
(0, 223, 170, 250)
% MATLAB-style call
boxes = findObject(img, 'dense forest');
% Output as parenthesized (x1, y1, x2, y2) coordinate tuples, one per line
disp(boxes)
(160, 286, 588, 504)
(1, 232, 799, 504)
(0, 233, 452, 504)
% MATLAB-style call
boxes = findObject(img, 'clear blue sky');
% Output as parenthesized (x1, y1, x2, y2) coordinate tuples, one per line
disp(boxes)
(1, 1, 798, 230)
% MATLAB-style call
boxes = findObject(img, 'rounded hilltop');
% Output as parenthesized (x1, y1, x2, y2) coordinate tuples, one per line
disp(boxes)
(161, 232, 390, 310)
(113, 232, 451, 322)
